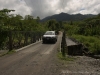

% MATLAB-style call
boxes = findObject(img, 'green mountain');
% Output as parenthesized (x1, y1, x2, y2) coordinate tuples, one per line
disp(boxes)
(41, 12, 96, 22)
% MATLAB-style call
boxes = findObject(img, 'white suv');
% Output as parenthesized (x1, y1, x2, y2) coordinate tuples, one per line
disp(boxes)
(42, 31, 57, 43)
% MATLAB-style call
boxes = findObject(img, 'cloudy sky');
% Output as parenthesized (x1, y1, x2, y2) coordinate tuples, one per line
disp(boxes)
(0, 0, 100, 19)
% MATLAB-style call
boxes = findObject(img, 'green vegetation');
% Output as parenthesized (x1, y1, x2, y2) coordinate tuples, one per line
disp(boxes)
(0, 8, 62, 50)
(0, 8, 100, 55)
(41, 12, 96, 22)
(72, 35, 100, 54)
(57, 52, 74, 61)
(6, 50, 16, 54)
(64, 14, 100, 54)
(0, 9, 47, 50)
(0, 50, 16, 57)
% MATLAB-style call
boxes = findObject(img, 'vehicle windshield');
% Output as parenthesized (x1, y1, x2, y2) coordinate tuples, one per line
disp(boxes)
(45, 32, 55, 35)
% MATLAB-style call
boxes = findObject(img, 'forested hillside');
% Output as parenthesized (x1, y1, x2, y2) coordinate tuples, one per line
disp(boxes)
(41, 12, 96, 22)
(63, 14, 100, 54)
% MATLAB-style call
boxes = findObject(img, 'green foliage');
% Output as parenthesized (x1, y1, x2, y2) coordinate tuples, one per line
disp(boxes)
(57, 52, 74, 61)
(0, 50, 16, 57)
(72, 35, 100, 54)
(47, 19, 61, 31)
(6, 50, 16, 54)
(0, 8, 48, 50)
(0, 31, 8, 49)
(0, 9, 47, 32)
(64, 14, 100, 54)
(63, 23, 79, 36)
(63, 14, 100, 36)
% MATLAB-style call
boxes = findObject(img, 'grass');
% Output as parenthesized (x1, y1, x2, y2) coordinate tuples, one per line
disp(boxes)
(6, 50, 16, 54)
(0, 50, 16, 57)
(57, 52, 75, 61)
(71, 35, 100, 54)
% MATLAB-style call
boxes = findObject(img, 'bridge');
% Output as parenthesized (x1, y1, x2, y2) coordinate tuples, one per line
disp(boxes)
(0, 32, 99, 75)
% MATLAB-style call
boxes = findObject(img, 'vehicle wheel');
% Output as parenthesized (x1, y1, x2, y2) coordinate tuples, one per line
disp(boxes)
(53, 40, 56, 44)
(55, 39, 57, 43)
(56, 39, 57, 42)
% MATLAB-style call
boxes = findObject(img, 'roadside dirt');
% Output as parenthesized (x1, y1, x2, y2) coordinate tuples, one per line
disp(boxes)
(60, 56, 100, 75)
(0, 50, 8, 56)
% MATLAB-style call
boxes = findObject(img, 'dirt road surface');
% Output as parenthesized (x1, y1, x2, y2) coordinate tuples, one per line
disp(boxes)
(0, 33, 62, 75)
(0, 32, 100, 75)
(66, 37, 77, 46)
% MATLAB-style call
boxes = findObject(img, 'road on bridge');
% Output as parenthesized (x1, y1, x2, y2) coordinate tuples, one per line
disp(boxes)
(0, 32, 63, 75)
(0, 32, 100, 75)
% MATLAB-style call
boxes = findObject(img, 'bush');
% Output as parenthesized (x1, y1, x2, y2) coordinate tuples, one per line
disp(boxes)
(72, 35, 100, 54)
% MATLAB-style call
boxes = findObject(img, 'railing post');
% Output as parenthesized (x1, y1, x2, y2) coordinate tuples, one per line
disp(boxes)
(9, 31, 13, 51)
(33, 32, 36, 43)
(62, 31, 66, 57)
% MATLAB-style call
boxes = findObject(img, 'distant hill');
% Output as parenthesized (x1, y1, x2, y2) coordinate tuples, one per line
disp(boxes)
(41, 12, 96, 22)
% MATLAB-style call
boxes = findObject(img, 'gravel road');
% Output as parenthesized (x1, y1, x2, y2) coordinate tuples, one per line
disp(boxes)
(66, 37, 77, 46)
(0, 32, 100, 75)
(0, 33, 62, 75)
(61, 56, 100, 75)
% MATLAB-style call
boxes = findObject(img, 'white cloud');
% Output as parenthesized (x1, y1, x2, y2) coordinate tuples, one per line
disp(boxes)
(0, 0, 100, 19)
(0, 0, 32, 17)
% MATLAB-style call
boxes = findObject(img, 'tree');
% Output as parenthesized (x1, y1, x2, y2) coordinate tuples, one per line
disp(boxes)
(48, 19, 57, 30)
(36, 16, 40, 23)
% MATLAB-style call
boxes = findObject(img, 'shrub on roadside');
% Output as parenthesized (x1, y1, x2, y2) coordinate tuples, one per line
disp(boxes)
(72, 35, 100, 54)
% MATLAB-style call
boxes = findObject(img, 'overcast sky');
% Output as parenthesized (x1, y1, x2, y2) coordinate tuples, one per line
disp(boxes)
(0, 0, 100, 19)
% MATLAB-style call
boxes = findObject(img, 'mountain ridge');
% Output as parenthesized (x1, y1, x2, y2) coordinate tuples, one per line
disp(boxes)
(41, 12, 96, 22)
